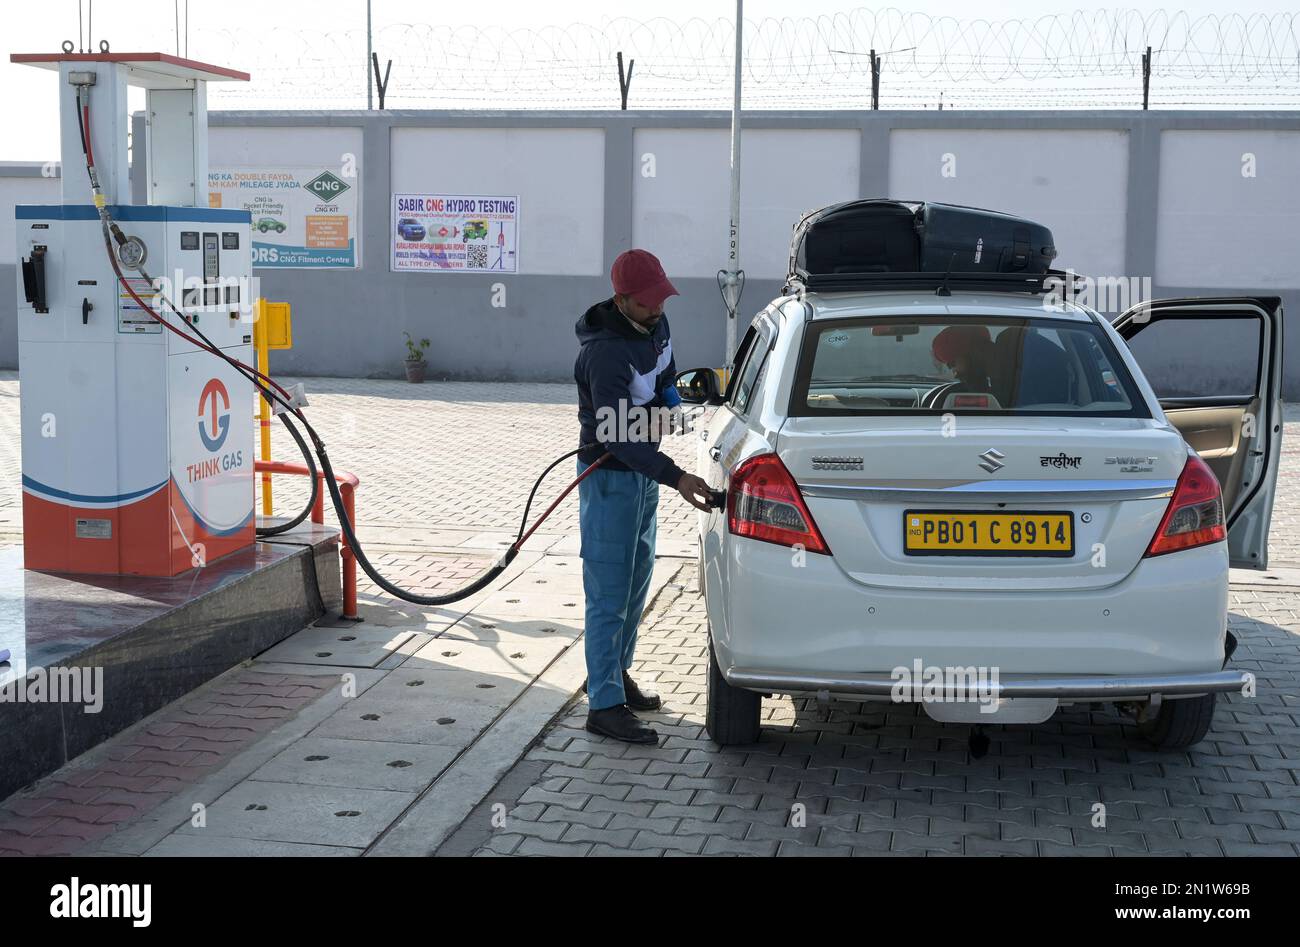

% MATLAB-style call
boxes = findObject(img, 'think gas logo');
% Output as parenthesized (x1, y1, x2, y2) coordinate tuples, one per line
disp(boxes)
(198, 379, 231, 452)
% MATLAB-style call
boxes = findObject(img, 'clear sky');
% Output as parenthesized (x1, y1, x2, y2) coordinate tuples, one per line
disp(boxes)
(3, 1, 1297, 160)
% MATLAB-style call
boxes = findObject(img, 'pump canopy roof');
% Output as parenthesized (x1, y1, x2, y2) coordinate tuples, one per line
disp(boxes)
(10, 52, 249, 87)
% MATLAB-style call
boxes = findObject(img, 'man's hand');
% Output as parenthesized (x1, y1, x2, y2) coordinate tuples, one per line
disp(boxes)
(676, 472, 715, 512)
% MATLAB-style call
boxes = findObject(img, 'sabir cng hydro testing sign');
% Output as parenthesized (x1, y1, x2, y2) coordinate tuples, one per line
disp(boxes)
(208, 167, 359, 269)
(391, 193, 519, 273)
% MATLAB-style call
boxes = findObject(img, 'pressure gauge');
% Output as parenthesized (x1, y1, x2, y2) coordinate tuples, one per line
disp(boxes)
(117, 236, 148, 270)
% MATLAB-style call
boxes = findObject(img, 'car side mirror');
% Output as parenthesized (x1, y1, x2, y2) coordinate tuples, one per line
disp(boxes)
(675, 367, 724, 406)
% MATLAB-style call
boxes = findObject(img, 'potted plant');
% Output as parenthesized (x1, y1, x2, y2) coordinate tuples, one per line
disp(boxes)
(403, 331, 431, 383)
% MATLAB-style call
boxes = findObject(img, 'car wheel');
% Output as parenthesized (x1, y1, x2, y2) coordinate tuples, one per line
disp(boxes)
(1137, 693, 1216, 749)
(706, 633, 762, 745)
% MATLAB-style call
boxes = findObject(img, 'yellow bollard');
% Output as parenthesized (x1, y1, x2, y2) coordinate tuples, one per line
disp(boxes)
(254, 299, 273, 516)
(253, 300, 294, 517)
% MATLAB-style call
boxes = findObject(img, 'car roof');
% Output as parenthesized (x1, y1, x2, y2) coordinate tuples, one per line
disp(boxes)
(798, 290, 1098, 324)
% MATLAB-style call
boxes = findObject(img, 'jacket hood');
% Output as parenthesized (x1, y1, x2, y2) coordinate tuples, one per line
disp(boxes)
(576, 297, 648, 345)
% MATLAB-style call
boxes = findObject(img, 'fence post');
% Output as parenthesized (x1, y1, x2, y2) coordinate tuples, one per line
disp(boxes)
(871, 49, 880, 110)
(1142, 46, 1151, 110)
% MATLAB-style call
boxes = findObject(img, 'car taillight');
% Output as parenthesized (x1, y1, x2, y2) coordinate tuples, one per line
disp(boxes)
(727, 453, 830, 554)
(1145, 453, 1226, 557)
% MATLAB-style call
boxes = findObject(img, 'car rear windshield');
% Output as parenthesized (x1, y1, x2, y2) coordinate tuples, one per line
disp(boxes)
(790, 315, 1149, 417)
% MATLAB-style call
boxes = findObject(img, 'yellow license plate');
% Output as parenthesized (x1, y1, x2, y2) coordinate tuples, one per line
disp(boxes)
(903, 510, 1074, 557)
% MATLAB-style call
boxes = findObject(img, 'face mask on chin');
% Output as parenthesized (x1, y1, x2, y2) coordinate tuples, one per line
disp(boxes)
(616, 299, 652, 335)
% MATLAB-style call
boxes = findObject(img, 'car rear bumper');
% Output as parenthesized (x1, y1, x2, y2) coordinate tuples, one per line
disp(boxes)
(707, 533, 1231, 677)
(723, 666, 1250, 700)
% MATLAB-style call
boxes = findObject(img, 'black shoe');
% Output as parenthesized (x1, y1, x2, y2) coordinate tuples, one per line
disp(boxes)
(580, 673, 662, 712)
(621, 671, 661, 712)
(586, 705, 659, 745)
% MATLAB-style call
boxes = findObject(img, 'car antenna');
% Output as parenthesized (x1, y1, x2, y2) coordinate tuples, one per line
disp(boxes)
(936, 252, 955, 297)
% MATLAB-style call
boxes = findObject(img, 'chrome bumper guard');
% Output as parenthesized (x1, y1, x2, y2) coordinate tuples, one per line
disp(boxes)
(725, 667, 1251, 701)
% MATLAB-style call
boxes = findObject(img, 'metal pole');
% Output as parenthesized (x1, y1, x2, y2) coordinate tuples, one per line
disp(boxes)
(870, 48, 879, 109)
(723, 0, 743, 363)
(367, 0, 374, 109)
(1142, 46, 1151, 110)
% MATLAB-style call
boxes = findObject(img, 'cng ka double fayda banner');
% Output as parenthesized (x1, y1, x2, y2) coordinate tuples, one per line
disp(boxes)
(208, 168, 359, 269)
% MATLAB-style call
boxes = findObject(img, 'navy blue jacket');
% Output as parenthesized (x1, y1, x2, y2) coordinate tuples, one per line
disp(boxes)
(574, 298, 685, 488)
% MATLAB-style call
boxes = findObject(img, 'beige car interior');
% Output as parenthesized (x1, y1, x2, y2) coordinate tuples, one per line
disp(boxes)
(1160, 400, 1260, 514)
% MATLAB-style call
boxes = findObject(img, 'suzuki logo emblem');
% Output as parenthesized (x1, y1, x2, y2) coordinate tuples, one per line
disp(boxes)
(978, 448, 1006, 473)
(198, 378, 231, 452)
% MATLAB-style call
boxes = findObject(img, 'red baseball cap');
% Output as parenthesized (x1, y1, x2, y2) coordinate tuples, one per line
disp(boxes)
(611, 249, 679, 310)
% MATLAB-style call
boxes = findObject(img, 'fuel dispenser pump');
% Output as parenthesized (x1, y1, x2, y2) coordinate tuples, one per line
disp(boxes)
(13, 51, 256, 576)
(10, 49, 663, 607)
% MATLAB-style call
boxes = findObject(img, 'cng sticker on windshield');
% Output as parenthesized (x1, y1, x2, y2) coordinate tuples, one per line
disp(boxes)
(825, 331, 850, 348)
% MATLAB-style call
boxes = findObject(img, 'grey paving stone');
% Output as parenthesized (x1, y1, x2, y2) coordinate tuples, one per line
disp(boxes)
(715, 805, 792, 827)
(517, 786, 591, 809)
(1144, 835, 1224, 856)
(649, 802, 722, 821)
(588, 843, 664, 857)
(607, 813, 682, 834)
(539, 805, 613, 829)
(583, 796, 657, 818)
(631, 830, 703, 854)
(1222, 841, 1299, 856)
(702, 836, 780, 856)
(515, 838, 594, 857)
(962, 837, 1038, 856)
(675, 818, 748, 840)
(623, 785, 695, 805)
(560, 824, 639, 848)
(477, 833, 525, 855)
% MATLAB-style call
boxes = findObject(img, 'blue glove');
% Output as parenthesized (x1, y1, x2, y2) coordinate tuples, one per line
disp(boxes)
(660, 384, 682, 408)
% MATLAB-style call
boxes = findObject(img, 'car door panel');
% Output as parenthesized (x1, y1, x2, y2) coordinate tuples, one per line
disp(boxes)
(1114, 297, 1282, 569)
(701, 315, 778, 637)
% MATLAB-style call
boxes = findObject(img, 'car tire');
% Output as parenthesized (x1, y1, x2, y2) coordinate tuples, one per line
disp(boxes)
(1137, 693, 1216, 749)
(706, 634, 762, 745)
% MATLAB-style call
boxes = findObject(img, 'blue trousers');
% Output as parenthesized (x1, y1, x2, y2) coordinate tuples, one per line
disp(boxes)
(577, 460, 659, 711)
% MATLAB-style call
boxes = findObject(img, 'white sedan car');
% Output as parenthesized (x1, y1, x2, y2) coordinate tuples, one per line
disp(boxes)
(675, 289, 1282, 748)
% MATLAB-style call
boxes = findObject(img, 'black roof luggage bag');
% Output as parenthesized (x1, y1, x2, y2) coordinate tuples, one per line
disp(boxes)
(789, 199, 920, 278)
(788, 199, 1057, 288)
(917, 203, 1056, 274)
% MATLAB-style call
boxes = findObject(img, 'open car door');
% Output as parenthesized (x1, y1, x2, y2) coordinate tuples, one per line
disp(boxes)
(1114, 297, 1283, 570)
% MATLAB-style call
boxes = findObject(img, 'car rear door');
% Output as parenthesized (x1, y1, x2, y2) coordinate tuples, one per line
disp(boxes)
(1113, 297, 1283, 569)
(699, 310, 780, 617)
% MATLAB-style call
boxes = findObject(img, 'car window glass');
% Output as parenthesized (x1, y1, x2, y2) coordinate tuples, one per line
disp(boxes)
(731, 332, 769, 415)
(1124, 316, 1261, 399)
(792, 316, 1146, 417)
(723, 326, 758, 402)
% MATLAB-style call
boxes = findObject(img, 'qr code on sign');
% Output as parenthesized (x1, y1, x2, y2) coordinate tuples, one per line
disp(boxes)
(466, 245, 488, 269)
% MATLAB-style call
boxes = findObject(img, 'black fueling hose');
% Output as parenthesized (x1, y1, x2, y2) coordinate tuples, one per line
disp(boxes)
(74, 84, 610, 606)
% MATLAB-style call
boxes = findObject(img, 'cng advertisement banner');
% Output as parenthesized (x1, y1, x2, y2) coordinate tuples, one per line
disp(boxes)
(391, 193, 519, 273)
(208, 167, 358, 269)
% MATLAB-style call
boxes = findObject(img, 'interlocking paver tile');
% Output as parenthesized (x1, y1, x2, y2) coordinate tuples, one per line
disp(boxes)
(6, 381, 1300, 858)
(452, 555, 1300, 856)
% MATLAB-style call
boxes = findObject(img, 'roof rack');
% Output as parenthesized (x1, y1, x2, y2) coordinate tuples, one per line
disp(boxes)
(785, 268, 1087, 298)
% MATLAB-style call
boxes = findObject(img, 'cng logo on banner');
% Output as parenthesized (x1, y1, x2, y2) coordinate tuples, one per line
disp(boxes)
(303, 170, 350, 200)
(198, 379, 231, 452)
